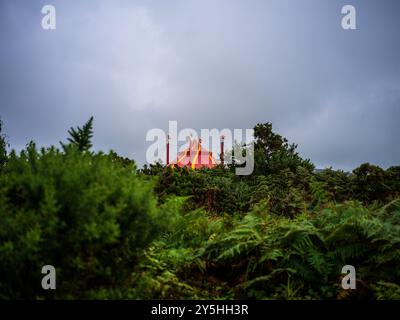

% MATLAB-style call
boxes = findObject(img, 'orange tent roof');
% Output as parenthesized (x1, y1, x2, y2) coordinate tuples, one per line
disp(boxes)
(169, 138, 218, 169)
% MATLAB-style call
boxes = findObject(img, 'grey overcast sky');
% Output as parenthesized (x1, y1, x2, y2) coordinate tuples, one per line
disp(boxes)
(0, 0, 399, 170)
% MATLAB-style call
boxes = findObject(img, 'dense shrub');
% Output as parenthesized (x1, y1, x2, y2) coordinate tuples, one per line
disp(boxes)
(0, 144, 166, 299)
(252, 123, 314, 175)
(135, 199, 400, 300)
(145, 165, 253, 214)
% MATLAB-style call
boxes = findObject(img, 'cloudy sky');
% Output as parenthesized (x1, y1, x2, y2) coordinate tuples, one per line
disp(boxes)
(0, 0, 399, 170)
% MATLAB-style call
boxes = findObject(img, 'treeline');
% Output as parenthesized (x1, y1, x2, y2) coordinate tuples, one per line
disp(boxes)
(0, 118, 399, 299)
(144, 123, 400, 215)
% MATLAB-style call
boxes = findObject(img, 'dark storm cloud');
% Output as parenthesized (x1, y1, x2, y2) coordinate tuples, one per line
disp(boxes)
(1, 0, 399, 170)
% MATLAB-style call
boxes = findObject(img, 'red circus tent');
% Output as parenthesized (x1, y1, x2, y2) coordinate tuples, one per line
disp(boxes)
(168, 137, 220, 169)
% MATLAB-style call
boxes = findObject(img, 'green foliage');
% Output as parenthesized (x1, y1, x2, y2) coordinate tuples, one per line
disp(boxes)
(0, 143, 166, 299)
(62, 116, 94, 152)
(0, 119, 399, 300)
(253, 123, 314, 175)
(352, 163, 392, 203)
(313, 168, 352, 203)
(164, 200, 400, 300)
(147, 166, 253, 214)
(373, 282, 400, 300)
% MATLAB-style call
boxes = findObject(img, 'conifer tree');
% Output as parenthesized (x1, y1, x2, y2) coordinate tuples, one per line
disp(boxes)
(64, 116, 94, 151)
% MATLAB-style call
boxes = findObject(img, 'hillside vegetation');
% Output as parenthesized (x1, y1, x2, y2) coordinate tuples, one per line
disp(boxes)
(0, 118, 399, 299)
